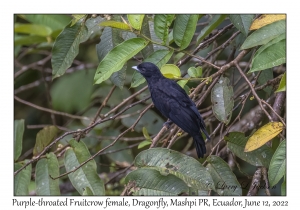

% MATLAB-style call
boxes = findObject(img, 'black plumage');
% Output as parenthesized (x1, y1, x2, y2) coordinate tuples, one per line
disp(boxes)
(132, 62, 210, 158)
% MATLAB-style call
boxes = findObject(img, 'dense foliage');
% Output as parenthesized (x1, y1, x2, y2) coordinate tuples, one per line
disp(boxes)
(14, 14, 286, 196)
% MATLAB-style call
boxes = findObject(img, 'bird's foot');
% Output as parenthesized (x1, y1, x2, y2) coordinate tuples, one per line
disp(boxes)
(163, 120, 173, 129)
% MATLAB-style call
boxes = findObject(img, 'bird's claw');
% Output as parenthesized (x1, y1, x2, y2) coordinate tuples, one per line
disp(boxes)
(163, 120, 173, 129)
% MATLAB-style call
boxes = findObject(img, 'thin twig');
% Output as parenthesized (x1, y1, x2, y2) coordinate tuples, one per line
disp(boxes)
(235, 62, 273, 121)
(261, 100, 286, 126)
(14, 95, 90, 121)
(92, 85, 116, 124)
(247, 167, 262, 196)
(51, 100, 152, 179)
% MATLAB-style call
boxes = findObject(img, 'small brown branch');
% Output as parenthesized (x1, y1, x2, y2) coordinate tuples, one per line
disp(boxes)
(100, 143, 140, 156)
(14, 54, 52, 78)
(130, 104, 153, 130)
(205, 31, 240, 61)
(261, 100, 286, 126)
(167, 129, 185, 149)
(104, 86, 148, 118)
(150, 126, 168, 148)
(51, 100, 151, 180)
(27, 124, 70, 131)
(247, 167, 262, 196)
(196, 75, 220, 106)
(96, 135, 155, 142)
(92, 85, 116, 124)
(14, 129, 81, 176)
(105, 163, 134, 185)
(14, 95, 151, 176)
(270, 91, 286, 121)
(235, 62, 273, 121)
(177, 24, 234, 67)
(14, 79, 44, 94)
(190, 50, 249, 99)
(261, 167, 271, 196)
(14, 95, 90, 121)
(121, 181, 136, 196)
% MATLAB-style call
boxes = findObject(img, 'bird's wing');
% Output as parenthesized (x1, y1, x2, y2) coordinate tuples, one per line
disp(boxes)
(151, 79, 209, 138)
(150, 80, 199, 134)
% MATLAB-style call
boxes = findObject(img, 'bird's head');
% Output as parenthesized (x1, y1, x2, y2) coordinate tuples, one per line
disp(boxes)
(132, 62, 162, 78)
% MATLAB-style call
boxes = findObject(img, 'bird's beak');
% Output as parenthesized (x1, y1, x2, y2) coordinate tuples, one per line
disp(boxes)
(132, 66, 140, 72)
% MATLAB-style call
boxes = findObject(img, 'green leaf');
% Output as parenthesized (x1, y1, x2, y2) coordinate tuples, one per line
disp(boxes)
(268, 140, 286, 187)
(197, 15, 227, 44)
(177, 79, 189, 88)
(51, 20, 88, 79)
(83, 187, 94, 195)
(154, 14, 175, 43)
(142, 127, 151, 140)
(64, 139, 105, 195)
(14, 35, 47, 46)
(35, 152, 60, 195)
(14, 161, 32, 195)
(140, 15, 154, 58)
(229, 15, 255, 36)
(131, 49, 173, 88)
(14, 119, 24, 161)
(128, 15, 145, 30)
(206, 155, 242, 196)
(148, 21, 168, 51)
(134, 148, 215, 191)
(257, 69, 273, 96)
(240, 20, 286, 50)
(14, 24, 52, 37)
(71, 15, 87, 26)
(188, 188, 209, 196)
(276, 72, 286, 92)
(225, 132, 274, 167)
(33, 126, 59, 156)
(144, 49, 174, 68)
(281, 176, 286, 196)
(97, 15, 124, 61)
(96, 18, 126, 89)
(125, 168, 188, 195)
(161, 64, 181, 79)
(211, 76, 234, 125)
(187, 66, 202, 78)
(252, 33, 286, 57)
(99, 21, 131, 30)
(138, 140, 152, 149)
(51, 69, 95, 113)
(249, 38, 286, 72)
(96, 27, 122, 61)
(94, 38, 148, 84)
(85, 16, 104, 38)
(110, 65, 127, 89)
(174, 14, 199, 50)
(21, 14, 71, 31)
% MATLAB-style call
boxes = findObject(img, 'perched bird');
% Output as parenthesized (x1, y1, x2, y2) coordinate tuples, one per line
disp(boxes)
(132, 62, 210, 158)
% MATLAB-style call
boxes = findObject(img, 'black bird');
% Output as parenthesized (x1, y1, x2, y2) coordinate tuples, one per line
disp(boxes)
(132, 62, 210, 158)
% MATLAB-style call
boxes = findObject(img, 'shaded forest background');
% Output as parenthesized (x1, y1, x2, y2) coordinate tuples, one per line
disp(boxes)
(14, 14, 286, 196)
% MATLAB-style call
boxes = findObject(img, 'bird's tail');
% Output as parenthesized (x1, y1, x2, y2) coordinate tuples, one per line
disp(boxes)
(193, 134, 206, 158)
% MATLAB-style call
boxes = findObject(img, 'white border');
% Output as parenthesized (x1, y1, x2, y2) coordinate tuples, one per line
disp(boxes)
(4, 0, 298, 208)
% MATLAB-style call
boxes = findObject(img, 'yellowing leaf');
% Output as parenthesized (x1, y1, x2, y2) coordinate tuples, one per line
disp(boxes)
(250, 15, 286, 30)
(245, 122, 284, 152)
(161, 64, 181, 79)
(99, 21, 131, 30)
(275, 72, 286, 92)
